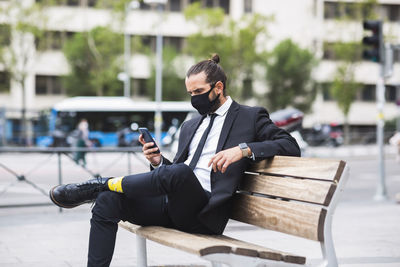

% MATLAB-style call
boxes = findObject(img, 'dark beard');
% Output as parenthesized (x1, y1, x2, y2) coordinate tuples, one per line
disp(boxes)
(208, 94, 221, 114)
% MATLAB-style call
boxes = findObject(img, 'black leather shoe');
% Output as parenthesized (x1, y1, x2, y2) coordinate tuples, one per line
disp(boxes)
(49, 177, 109, 208)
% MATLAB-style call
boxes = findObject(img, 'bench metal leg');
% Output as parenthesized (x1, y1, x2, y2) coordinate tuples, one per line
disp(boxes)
(320, 165, 350, 267)
(136, 235, 147, 267)
(211, 262, 223, 267)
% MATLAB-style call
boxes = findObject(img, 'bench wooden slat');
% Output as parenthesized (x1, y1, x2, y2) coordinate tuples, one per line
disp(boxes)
(230, 194, 326, 241)
(240, 174, 336, 206)
(248, 156, 346, 182)
(118, 221, 306, 264)
(210, 235, 305, 264)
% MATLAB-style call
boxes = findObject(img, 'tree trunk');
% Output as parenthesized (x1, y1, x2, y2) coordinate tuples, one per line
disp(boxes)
(343, 116, 350, 145)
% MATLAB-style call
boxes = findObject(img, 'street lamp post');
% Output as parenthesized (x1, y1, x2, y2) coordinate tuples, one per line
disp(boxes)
(122, 1, 140, 98)
(144, 0, 167, 147)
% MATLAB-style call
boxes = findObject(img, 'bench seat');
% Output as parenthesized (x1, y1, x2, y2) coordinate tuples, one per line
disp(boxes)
(119, 221, 306, 265)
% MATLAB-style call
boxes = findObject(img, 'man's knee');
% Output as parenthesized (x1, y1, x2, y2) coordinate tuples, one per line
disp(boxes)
(157, 163, 198, 191)
(92, 191, 124, 221)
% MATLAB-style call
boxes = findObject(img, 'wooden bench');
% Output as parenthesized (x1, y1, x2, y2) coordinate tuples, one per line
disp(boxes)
(119, 155, 349, 267)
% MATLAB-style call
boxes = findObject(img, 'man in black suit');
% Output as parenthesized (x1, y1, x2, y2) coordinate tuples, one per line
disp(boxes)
(49, 54, 300, 267)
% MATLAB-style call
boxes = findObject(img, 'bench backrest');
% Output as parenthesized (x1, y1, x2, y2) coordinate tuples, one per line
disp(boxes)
(230, 156, 346, 242)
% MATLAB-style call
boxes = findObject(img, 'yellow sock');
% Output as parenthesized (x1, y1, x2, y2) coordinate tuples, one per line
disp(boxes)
(107, 176, 124, 193)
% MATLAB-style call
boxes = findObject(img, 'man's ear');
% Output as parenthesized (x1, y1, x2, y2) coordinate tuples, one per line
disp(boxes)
(215, 81, 224, 94)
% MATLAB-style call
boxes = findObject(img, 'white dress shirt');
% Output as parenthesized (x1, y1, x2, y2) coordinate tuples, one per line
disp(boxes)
(184, 97, 233, 191)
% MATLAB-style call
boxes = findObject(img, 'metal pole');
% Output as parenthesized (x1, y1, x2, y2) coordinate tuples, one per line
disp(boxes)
(374, 64, 388, 201)
(124, 3, 131, 98)
(154, 4, 163, 147)
(57, 152, 63, 212)
(127, 152, 132, 174)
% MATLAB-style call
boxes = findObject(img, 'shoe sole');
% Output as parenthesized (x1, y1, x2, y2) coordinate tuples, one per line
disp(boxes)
(49, 186, 79, 209)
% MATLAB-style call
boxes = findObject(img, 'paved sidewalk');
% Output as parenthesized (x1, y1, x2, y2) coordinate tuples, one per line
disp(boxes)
(0, 149, 399, 266)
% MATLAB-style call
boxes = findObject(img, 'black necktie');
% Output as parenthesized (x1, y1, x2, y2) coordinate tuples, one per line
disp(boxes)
(189, 113, 217, 170)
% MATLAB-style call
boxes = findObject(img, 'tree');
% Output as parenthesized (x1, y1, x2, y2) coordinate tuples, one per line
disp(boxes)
(62, 26, 124, 96)
(0, 0, 48, 145)
(184, 3, 270, 99)
(146, 45, 187, 101)
(265, 39, 317, 112)
(328, 0, 378, 144)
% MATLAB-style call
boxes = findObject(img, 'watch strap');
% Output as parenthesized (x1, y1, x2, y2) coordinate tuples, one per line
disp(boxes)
(239, 143, 249, 158)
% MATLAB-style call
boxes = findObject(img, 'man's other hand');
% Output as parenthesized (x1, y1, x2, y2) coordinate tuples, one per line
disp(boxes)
(139, 135, 161, 166)
(208, 146, 242, 173)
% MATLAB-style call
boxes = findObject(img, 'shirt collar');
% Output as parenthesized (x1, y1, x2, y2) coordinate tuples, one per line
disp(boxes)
(213, 96, 232, 117)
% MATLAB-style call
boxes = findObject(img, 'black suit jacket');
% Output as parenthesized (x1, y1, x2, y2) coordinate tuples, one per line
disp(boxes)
(161, 101, 300, 234)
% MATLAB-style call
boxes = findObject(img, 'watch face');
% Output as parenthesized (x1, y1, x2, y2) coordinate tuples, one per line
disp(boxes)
(239, 143, 248, 157)
(239, 143, 248, 150)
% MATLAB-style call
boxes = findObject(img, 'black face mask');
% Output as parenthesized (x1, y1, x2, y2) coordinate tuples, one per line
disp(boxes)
(191, 85, 220, 115)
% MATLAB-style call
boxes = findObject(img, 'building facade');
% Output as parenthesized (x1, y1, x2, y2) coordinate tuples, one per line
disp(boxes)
(0, 0, 399, 143)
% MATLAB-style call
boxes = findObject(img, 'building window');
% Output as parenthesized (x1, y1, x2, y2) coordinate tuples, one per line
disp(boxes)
(0, 24, 11, 46)
(394, 49, 400, 63)
(324, 1, 400, 22)
(386, 85, 397, 102)
(141, 35, 156, 53)
(324, 2, 341, 19)
(36, 31, 75, 51)
(380, 4, 400, 22)
(322, 42, 361, 61)
(0, 72, 10, 92)
(66, 0, 79, 6)
(361, 84, 375, 102)
(219, 0, 229, 14)
(37, 0, 97, 6)
(164, 36, 184, 52)
(189, 0, 230, 14)
(139, 2, 152, 10)
(35, 75, 65, 95)
(244, 0, 252, 13)
(87, 0, 97, 7)
(319, 83, 333, 101)
(139, 35, 185, 53)
(132, 78, 148, 96)
(322, 42, 335, 60)
(168, 0, 182, 12)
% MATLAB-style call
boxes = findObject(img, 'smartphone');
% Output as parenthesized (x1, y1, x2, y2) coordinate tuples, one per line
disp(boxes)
(138, 127, 160, 154)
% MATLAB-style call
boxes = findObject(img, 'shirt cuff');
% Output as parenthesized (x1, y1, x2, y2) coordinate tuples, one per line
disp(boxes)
(151, 157, 163, 168)
(249, 152, 256, 161)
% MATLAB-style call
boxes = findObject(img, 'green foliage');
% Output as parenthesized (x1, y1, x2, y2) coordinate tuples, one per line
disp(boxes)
(95, 0, 133, 12)
(333, 42, 362, 62)
(331, 64, 360, 115)
(329, 0, 378, 118)
(146, 45, 187, 101)
(62, 26, 124, 96)
(0, 0, 47, 85)
(265, 39, 317, 112)
(184, 3, 270, 99)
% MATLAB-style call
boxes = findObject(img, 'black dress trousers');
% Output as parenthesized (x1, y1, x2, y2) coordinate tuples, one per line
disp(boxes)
(88, 163, 213, 267)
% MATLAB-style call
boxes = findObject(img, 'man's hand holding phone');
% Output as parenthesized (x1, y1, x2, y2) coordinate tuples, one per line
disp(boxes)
(138, 128, 161, 166)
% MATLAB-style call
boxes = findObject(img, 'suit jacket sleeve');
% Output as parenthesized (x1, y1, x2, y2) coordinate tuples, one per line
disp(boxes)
(247, 107, 301, 159)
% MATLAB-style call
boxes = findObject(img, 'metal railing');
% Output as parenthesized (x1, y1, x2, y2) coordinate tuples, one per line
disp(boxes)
(0, 146, 148, 211)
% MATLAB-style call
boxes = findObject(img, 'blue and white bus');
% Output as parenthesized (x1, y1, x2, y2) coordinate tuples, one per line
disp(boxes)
(36, 97, 195, 147)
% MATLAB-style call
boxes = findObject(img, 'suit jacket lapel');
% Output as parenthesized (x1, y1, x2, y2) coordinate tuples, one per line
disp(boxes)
(174, 114, 205, 163)
(216, 101, 240, 152)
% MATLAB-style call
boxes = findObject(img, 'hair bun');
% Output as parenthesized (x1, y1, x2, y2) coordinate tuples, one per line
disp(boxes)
(210, 54, 220, 64)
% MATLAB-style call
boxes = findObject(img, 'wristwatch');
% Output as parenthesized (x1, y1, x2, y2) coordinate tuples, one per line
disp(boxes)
(238, 143, 250, 158)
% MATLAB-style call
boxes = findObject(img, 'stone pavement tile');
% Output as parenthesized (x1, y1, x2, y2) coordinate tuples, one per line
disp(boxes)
(113, 230, 211, 267)
(0, 262, 73, 267)
(341, 263, 400, 267)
